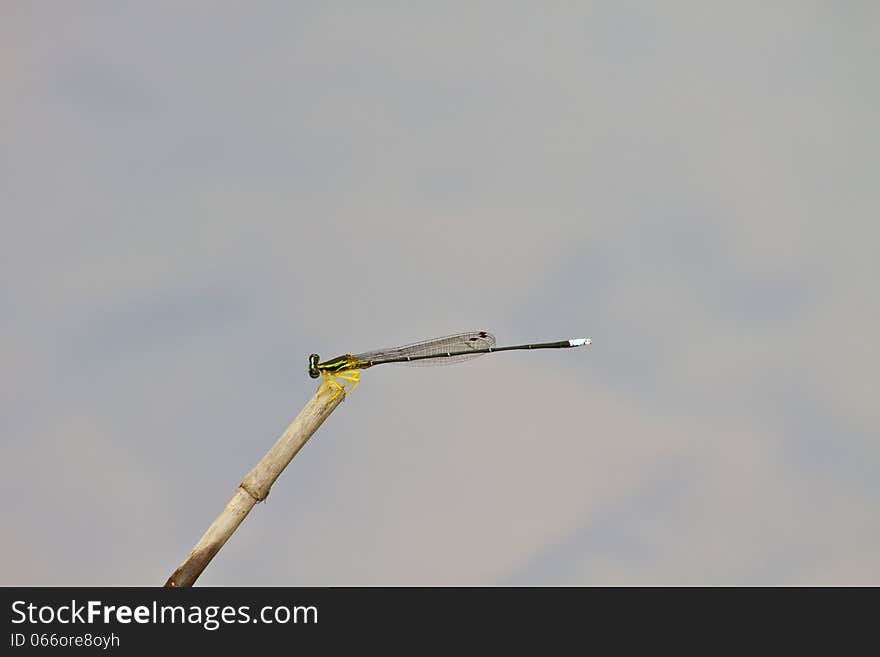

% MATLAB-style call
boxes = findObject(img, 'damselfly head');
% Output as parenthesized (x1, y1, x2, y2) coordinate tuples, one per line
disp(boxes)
(308, 354, 321, 378)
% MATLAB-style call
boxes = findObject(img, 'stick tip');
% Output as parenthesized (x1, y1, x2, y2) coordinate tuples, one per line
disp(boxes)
(569, 338, 591, 347)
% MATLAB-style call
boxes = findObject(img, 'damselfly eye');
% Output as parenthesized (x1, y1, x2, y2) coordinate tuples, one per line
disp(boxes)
(308, 354, 321, 378)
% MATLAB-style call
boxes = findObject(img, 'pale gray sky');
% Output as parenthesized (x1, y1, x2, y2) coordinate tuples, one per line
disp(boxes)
(2, 2, 878, 585)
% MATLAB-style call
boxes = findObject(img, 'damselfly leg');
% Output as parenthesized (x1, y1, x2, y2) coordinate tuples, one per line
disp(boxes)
(322, 370, 361, 401)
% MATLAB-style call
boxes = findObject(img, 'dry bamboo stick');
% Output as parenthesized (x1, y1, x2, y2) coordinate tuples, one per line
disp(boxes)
(164, 379, 345, 587)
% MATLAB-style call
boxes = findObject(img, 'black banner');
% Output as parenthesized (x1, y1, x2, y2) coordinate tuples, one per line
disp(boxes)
(0, 587, 869, 651)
